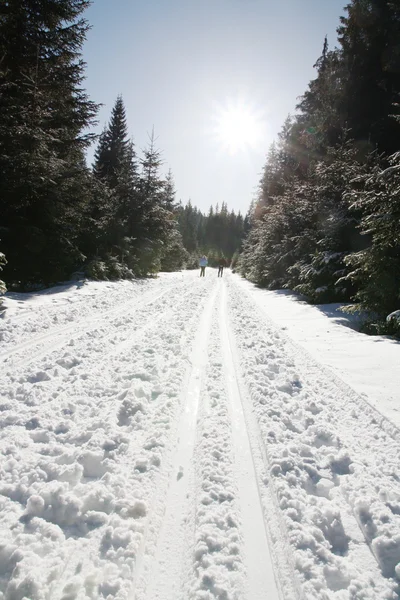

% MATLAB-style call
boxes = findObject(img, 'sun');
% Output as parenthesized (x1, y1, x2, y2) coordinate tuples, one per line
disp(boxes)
(213, 99, 265, 154)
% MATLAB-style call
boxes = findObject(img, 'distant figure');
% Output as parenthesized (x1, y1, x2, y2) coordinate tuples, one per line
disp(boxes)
(199, 255, 208, 277)
(218, 258, 226, 277)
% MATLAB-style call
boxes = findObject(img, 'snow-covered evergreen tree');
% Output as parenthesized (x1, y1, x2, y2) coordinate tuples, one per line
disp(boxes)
(91, 95, 139, 269)
(239, 1, 400, 329)
(345, 151, 400, 319)
(293, 142, 371, 303)
(0, 0, 97, 285)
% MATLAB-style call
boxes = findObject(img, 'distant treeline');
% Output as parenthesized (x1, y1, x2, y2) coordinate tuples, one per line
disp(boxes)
(239, 0, 400, 334)
(177, 202, 246, 268)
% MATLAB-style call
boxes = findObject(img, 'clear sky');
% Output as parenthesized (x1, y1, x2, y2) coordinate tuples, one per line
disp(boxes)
(82, 0, 347, 214)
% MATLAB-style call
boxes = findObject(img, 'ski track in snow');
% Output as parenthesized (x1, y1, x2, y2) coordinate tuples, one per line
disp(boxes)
(225, 277, 400, 600)
(0, 279, 186, 372)
(134, 282, 218, 600)
(0, 271, 400, 600)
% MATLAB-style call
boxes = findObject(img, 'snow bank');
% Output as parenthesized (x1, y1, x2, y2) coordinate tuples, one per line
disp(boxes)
(232, 275, 400, 427)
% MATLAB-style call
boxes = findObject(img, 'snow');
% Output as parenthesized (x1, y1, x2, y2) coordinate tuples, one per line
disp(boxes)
(0, 270, 400, 599)
(387, 310, 400, 324)
(232, 277, 400, 427)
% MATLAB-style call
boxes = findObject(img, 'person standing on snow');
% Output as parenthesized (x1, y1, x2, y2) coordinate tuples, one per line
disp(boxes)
(218, 258, 226, 277)
(199, 255, 208, 277)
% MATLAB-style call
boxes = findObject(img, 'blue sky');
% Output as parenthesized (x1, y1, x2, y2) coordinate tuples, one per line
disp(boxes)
(83, 0, 346, 214)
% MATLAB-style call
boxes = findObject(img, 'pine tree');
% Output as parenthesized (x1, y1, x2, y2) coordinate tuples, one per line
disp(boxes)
(93, 95, 133, 187)
(177, 201, 199, 253)
(159, 170, 187, 271)
(162, 169, 177, 210)
(176, 199, 244, 267)
(345, 150, 400, 319)
(128, 130, 169, 275)
(297, 37, 344, 152)
(90, 95, 140, 274)
(240, 2, 400, 305)
(292, 141, 371, 302)
(337, 0, 400, 154)
(0, 0, 98, 285)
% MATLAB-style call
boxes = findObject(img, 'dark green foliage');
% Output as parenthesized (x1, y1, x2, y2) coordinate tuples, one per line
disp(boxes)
(0, 0, 98, 286)
(292, 142, 372, 303)
(160, 230, 189, 272)
(0, 1, 185, 285)
(344, 151, 400, 316)
(158, 169, 189, 271)
(177, 201, 202, 253)
(240, 0, 400, 328)
(93, 96, 134, 188)
(230, 251, 240, 272)
(131, 133, 183, 275)
(90, 102, 187, 277)
(360, 316, 400, 338)
(337, 0, 400, 155)
(91, 95, 138, 263)
(177, 201, 245, 264)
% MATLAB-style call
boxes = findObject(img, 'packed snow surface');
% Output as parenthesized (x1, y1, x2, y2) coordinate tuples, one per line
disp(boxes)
(0, 271, 399, 600)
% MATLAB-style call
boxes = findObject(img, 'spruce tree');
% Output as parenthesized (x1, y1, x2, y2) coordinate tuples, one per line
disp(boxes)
(176, 201, 244, 267)
(162, 169, 177, 210)
(292, 141, 371, 303)
(0, 0, 97, 285)
(177, 201, 199, 253)
(345, 150, 400, 318)
(130, 131, 168, 275)
(337, 0, 400, 154)
(93, 96, 132, 188)
(297, 37, 343, 152)
(159, 171, 187, 271)
(91, 95, 140, 273)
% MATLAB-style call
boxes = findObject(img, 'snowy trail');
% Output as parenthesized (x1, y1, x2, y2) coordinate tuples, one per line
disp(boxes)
(135, 284, 218, 600)
(0, 279, 186, 371)
(1, 271, 400, 600)
(219, 283, 283, 600)
(225, 276, 400, 600)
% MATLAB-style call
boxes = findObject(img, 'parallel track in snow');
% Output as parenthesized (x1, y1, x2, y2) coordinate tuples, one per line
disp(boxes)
(132, 285, 218, 600)
(42, 279, 216, 600)
(132, 280, 288, 600)
(0, 280, 187, 372)
(2, 272, 400, 600)
(225, 275, 400, 599)
(219, 282, 287, 600)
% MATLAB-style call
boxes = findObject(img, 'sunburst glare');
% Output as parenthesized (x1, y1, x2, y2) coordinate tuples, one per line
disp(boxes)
(212, 99, 266, 154)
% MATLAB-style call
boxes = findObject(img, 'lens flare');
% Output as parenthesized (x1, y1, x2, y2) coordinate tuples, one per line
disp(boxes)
(212, 98, 266, 154)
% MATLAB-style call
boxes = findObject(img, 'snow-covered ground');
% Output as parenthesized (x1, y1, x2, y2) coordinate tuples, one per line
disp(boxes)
(232, 276, 400, 427)
(0, 271, 399, 600)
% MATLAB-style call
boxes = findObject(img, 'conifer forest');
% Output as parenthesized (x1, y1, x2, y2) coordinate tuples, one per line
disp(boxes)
(239, 2, 400, 332)
(1, 0, 400, 332)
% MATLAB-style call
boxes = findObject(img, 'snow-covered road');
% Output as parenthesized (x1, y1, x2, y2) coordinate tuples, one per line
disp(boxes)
(0, 272, 399, 600)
